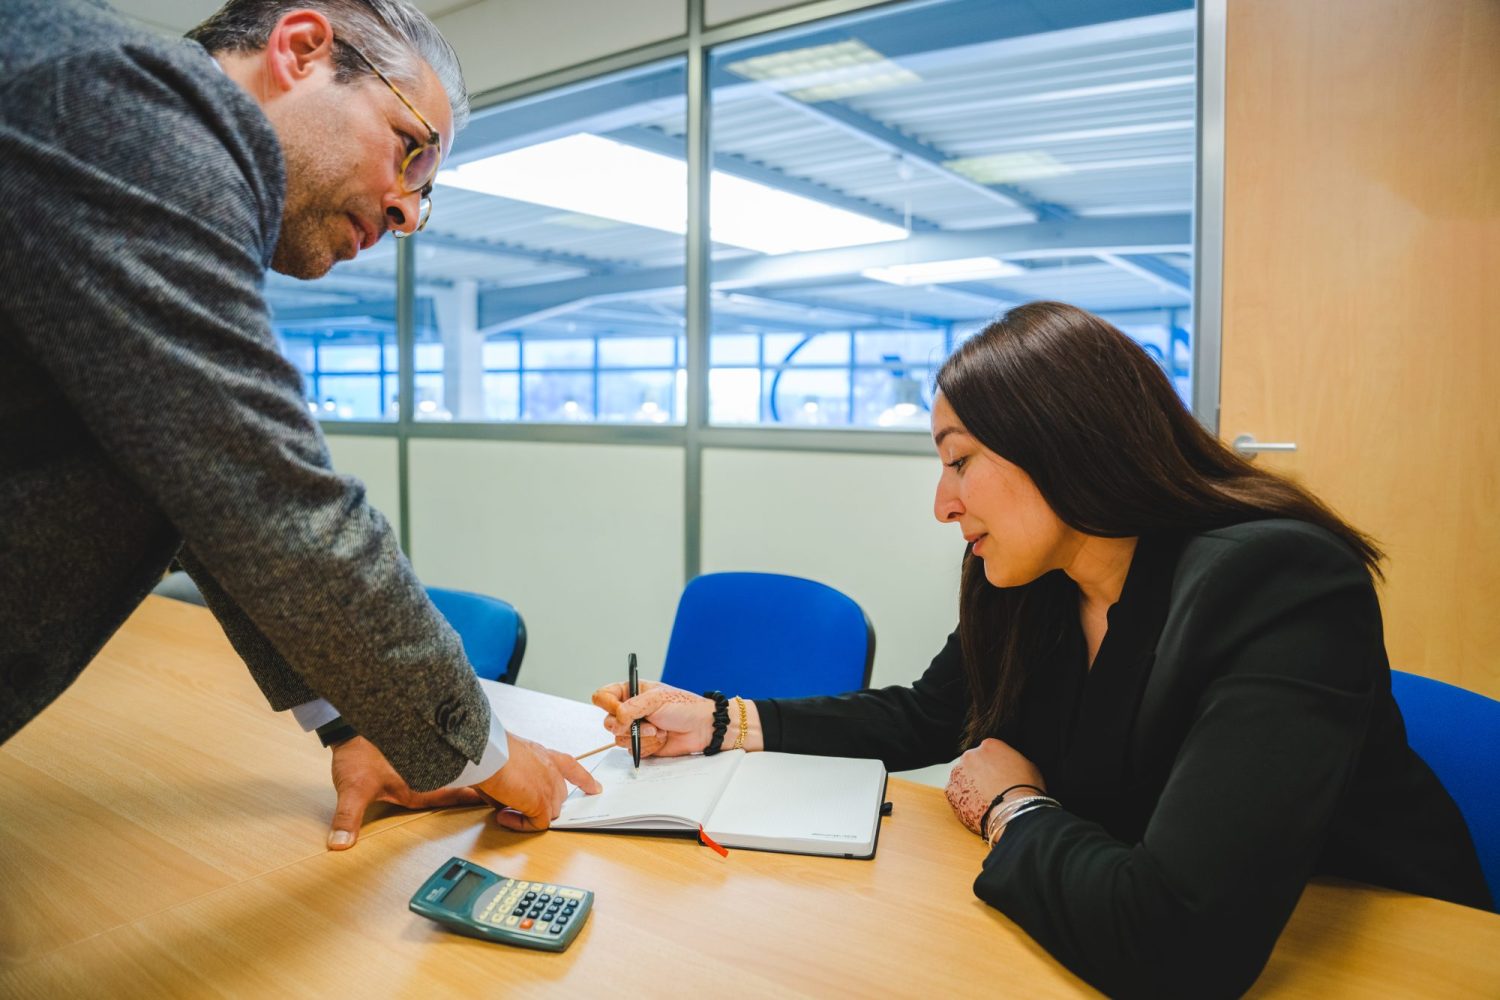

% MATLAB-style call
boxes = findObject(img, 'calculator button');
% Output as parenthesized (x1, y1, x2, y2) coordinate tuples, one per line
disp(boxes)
(554, 915, 569, 925)
(537, 895, 551, 904)
(505, 916, 520, 927)
(550, 925, 564, 935)
(523, 891, 536, 899)
(519, 919, 534, 930)
(564, 900, 578, 910)
(511, 906, 526, 917)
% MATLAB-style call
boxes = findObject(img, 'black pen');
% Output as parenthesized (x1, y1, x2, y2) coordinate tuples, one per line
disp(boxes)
(628, 652, 641, 770)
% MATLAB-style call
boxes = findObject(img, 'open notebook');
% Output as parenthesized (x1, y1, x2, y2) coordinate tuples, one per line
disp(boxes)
(555, 748, 888, 859)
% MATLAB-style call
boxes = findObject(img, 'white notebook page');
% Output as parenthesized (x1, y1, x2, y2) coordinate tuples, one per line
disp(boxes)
(555, 748, 745, 828)
(703, 752, 885, 852)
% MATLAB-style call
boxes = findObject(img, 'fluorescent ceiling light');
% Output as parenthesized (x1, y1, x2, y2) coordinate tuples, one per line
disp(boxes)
(726, 39, 921, 102)
(944, 151, 1073, 184)
(437, 133, 908, 256)
(862, 257, 1027, 286)
(543, 212, 624, 231)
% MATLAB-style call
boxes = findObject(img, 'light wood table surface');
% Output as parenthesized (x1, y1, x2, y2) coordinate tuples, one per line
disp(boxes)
(3, 597, 1497, 998)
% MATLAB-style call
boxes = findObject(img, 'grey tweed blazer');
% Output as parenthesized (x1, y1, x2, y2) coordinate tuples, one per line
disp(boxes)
(0, 0, 493, 790)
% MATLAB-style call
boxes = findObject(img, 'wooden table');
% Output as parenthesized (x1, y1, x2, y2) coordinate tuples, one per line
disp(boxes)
(3, 597, 1497, 998)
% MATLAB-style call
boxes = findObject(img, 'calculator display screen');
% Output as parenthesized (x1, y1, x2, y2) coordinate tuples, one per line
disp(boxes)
(444, 871, 486, 913)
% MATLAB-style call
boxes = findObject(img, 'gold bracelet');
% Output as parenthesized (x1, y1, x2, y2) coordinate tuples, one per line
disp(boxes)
(732, 696, 749, 750)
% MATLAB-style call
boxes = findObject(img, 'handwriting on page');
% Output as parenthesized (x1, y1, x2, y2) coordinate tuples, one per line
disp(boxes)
(589, 748, 726, 785)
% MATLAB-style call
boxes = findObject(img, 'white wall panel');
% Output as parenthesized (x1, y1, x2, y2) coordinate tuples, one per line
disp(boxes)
(702, 448, 963, 787)
(435, 0, 686, 95)
(701, 448, 963, 688)
(706, 0, 803, 26)
(408, 439, 684, 704)
(326, 435, 402, 539)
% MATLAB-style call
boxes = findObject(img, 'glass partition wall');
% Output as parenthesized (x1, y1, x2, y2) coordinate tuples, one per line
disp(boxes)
(269, 0, 1197, 431)
(708, 0, 1197, 428)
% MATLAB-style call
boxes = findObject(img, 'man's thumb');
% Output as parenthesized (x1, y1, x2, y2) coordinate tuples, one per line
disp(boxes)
(328, 784, 371, 850)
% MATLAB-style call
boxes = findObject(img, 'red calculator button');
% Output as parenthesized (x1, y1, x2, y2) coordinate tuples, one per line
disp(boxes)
(519, 918, 534, 930)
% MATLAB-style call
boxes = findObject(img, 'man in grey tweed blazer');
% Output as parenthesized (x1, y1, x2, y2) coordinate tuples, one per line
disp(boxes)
(0, 0, 600, 848)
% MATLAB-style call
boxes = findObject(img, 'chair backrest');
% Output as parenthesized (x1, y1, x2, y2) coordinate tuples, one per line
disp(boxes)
(1390, 670, 1500, 910)
(426, 586, 527, 685)
(659, 572, 874, 700)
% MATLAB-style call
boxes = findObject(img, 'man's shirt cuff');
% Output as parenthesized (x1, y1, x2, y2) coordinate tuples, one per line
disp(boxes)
(289, 697, 508, 787)
(445, 710, 511, 788)
(290, 698, 340, 731)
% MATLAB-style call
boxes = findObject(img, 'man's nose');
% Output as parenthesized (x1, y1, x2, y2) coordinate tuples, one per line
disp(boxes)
(384, 190, 422, 236)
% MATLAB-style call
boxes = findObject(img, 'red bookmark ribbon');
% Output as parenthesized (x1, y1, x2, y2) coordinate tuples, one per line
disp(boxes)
(698, 825, 728, 857)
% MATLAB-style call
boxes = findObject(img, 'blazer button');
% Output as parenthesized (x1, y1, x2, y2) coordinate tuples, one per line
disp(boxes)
(434, 696, 467, 734)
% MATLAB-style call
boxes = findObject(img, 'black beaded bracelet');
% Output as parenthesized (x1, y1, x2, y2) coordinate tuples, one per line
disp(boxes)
(701, 690, 730, 755)
(979, 783, 1047, 839)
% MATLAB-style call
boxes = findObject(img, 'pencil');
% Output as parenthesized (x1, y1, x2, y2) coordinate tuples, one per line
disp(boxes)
(574, 741, 617, 761)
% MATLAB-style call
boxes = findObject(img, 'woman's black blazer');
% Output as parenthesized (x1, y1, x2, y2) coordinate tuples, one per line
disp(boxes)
(758, 519, 1489, 999)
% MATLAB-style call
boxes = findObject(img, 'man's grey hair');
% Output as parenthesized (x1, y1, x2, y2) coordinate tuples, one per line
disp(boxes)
(187, 0, 469, 130)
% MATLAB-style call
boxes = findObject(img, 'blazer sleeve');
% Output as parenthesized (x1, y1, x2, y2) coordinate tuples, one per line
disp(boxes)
(973, 527, 1381, 1000)
(758, 629, 971, 771)
(0, 43, 489, 790)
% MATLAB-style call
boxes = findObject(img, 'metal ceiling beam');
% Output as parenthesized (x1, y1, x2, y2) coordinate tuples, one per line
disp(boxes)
(449, 4, 1194, 164)
(415, 231, 625, 273)
(1096, 252, 1191, 294)
(716, 290, 945, 330)
(764, 92, 1067, 221)
(478, 212, 1190, 328)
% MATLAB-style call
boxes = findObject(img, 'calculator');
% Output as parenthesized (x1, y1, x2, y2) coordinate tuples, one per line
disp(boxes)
(409, 857, 594, 952)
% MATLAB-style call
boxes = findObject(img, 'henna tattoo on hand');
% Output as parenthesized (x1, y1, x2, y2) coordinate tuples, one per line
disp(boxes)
(945, 767, 989, 837)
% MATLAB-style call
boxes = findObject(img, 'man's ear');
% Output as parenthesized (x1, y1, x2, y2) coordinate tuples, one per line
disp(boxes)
(263, 10, 337, 92)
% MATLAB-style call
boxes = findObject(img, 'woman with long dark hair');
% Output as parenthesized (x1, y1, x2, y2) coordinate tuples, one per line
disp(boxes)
(593, 302, 1490, 998)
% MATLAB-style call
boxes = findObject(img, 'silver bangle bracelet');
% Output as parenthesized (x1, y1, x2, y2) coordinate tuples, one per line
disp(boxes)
(986, 796, 1062, 846)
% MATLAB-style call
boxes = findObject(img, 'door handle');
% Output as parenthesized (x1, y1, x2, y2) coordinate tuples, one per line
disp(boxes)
(1232, 434, 1298, 455)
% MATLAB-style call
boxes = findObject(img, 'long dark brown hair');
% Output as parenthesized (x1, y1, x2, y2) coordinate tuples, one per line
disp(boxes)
(936, 301, 1382, 746)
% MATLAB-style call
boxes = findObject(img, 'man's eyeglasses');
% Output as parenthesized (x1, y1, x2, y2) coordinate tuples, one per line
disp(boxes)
(342, 39, 441, 235)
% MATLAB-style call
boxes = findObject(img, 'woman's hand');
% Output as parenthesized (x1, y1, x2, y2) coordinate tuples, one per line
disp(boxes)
(945, 737, 1046, 838)
(591, 680, 716, 757)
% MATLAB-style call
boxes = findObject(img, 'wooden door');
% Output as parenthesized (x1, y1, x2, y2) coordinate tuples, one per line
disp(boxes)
(1220, 0, 1500, 697)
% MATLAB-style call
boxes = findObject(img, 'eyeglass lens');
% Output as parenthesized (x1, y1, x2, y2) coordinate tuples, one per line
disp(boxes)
(404, 145, 442, 193)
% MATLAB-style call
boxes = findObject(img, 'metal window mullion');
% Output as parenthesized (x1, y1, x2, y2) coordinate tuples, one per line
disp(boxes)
(311, 337, 322, 406)
(683, 0, 710, 585)
(377, 328, 390, 420)
(517, 333, 527, 421)
(846, 330, 855, 424)
(592, 335, 602, 420)
(396, 235, 415, 556)
(1193, 0, 1227, 433)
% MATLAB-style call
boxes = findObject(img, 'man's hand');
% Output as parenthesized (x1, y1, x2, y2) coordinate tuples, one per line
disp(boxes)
(473, 734, 604, 832)
(327, 735, 483, 850)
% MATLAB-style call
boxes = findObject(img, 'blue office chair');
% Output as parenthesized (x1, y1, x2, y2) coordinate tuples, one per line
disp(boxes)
(426, 586, 527, 685)
(1390, 670, 1500, 910)
(658, 572, 874, 701)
